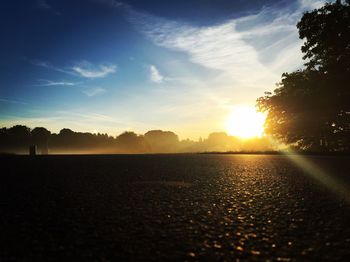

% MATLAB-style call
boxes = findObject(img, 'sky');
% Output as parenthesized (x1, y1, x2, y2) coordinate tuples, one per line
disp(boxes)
(0, 0, 328, 139)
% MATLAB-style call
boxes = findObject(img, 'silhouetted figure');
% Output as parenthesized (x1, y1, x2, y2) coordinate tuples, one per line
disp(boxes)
(29, 145, 37, 156)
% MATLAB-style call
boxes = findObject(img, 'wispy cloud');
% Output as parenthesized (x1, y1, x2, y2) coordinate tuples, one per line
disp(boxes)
(149, 65, 164, 83)
(30, 59, 117, 79)
(56, 110, 123, 125)
(299, 0, 328, 10)
(72, 62, 117, 79)
(30, 59, 52, 68)
(36, 79, 77, 87)
(30, 59, 73, 75)
(82, 87, 107, 97)
(123, 9, 293, 88)
(103, 0, 329, 90)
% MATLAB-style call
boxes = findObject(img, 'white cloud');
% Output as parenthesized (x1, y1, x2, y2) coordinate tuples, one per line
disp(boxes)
(30, 59, 117, 79)
(36, 79, 76, 86)
(112, 0, 330, 90)
(299, 0, 329, 10)
(82, 87, 106, 97)
(30, 59, 53, 68)
(149, 65, 164, 83)
(124, 8, 303, 89)
(30, 59, 74, 75)
(72, 62, 117, 78)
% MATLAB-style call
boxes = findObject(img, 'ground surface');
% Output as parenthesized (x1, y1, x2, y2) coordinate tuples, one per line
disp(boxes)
(1, 154, 350, 261)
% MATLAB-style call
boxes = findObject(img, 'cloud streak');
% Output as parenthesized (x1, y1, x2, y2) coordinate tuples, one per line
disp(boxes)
(30, 59, 74, 75)
(36, 79, 77, 86)
(82, 87, 107, 97)
(72, 62, 117, 79)
(30, 59, 117, 79)
(56, 110, 123, 125)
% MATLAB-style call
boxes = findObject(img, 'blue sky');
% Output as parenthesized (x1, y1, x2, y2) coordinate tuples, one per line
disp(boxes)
(0, 0, 328, 139)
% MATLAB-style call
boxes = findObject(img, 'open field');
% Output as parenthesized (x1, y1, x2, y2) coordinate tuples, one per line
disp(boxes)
(1, 154, 350, 261)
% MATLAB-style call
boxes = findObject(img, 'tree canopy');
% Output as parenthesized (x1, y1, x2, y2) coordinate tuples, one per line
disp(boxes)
(257, 0, 350, 151)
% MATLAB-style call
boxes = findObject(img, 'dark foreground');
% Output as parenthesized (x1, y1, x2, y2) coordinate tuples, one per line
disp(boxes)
(1, 154, 350, 261)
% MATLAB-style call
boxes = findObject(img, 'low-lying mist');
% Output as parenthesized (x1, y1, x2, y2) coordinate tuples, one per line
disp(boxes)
(0, 125, 278, 155)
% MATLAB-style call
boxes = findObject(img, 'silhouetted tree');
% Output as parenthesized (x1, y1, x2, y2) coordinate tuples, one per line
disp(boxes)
(0, 128, 9, 148)
(9, 125, 31, 148)
(144, 130, 179, 153)
(257, 0, 350, 151)
(31, 127, 51, 154)
(116, 131, 148, 153)
(298, 0, 350, 73)
(59, 128, 75, 137)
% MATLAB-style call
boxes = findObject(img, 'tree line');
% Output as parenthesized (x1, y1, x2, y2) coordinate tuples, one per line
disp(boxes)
(0, 125, 274, 154)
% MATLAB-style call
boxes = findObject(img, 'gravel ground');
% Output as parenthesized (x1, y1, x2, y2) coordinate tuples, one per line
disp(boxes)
(1, 154, 350, 261)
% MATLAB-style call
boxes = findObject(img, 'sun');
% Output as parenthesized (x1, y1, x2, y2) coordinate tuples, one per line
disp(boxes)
(225, 106, 266, 139)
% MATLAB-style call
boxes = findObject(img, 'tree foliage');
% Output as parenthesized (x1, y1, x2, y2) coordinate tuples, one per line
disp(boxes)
(298, 0, 350, 73)
(144, 130, 179, 153)
(257, 0, 350, 151)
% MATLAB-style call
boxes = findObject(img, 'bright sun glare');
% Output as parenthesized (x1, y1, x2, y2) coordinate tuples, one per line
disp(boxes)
(226, 106, 266, 139)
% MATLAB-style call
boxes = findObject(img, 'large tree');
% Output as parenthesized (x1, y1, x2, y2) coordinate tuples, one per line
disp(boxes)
(31, 127, 51, 154)
(257, 0, 350, 151)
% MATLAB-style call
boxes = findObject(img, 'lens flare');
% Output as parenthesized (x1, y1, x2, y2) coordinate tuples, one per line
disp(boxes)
(283, 150, 350, 203)
(268, 136, 350, 203)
